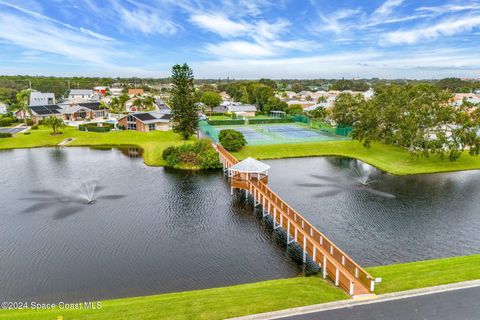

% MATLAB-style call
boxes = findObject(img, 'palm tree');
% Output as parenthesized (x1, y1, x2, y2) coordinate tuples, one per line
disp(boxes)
(44, 116, 65, 135)
(132, 98, 143, 111)
(143, 96, 156, 111)
(16, 89, 31, 125)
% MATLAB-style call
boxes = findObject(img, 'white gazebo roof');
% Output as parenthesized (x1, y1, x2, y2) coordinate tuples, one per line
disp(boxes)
(229, 157, 270, 173)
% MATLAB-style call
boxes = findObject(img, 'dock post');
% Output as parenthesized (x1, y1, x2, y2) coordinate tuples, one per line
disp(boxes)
(323, 256, 327, 279)
(303, 235, 307, 263)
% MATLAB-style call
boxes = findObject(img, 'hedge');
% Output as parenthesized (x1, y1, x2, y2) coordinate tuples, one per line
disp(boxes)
(0, 132, 12, 138)
(207, 117, 294, 126)
(79, 123, 114, 132)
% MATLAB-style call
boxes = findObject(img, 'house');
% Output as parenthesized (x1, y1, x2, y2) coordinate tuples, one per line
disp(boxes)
(128, 88, 144, 96)
(0, 102, 7, 114)
(118, 111, 174, 132)
(156, 98, 170, 112)
(68, 89, 96, 101)
(29, 91, 55, 106)
(62, 102, 108, 121)
(110, 87, 123, 96)
(15, 105, 63, 124)
(226, 104, 257, 117)
(93, 86, 108, 95)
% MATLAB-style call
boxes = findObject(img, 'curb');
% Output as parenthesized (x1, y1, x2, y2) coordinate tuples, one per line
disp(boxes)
(228, 279, 480, 320)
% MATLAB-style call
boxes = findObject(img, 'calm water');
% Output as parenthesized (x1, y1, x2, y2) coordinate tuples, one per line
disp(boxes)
(2, 149, 480, 303)
(0, 148, 305, 303)
(265, 157, 480, 266)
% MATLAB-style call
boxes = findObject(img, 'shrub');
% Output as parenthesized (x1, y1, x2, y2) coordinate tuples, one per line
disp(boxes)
(0, 118, 14, 127)
(162, 139, 221, 169)
(219, 129, 247, 152)
(0, 132, 12, 138)
(31, 125, 39, 130)
(26, 119, 34, 126)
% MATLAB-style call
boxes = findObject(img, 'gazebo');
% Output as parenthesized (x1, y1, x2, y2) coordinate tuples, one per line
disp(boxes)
(228, 157, 270, 192)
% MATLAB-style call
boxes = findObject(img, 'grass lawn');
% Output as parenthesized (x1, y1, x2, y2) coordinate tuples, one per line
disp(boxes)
(368, 254, 480, 294)
(234, 140, 480, 175)
(0, 126, 190, 166)
(1, 254, 478, 320)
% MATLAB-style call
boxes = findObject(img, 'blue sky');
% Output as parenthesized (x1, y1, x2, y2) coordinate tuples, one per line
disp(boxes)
(0, 0, 479, 79)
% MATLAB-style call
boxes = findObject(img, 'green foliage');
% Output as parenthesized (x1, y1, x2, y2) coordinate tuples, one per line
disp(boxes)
(79, 123, 114, 132)
(200, 91, 222, 112)
(31, 125, 39, 130)
(161, 139, 221, 169)
(259, 78, 277, 89)
(219, 129, 247, 152)
(286, 104, 304, 115)
(43, 116, 65, 135)
(0, 132, 12, 138)
(218, 82, 275, 112)
(435, 78, 475, 93)
(331, 79, 370, 91)
(0, 116, 16, 127)
(308, 107, 327, 120)
(170, 64, 198, 140)
(263, 96, 288, 114)
(332, 93, 366, 126)
(352, 83, 480, 161)
(291, 82, 304, 93)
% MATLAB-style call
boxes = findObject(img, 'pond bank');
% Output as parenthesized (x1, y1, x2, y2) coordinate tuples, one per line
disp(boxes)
(1, 254, 478, 320)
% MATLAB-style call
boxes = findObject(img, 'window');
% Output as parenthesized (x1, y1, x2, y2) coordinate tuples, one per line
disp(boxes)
(127, 122, 136, 130)
(127, 115, 135, 122)
(96, 111, 104, 117)
(148, 123, 155, 131)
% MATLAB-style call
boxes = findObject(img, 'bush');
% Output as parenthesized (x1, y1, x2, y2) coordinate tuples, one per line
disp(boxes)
(219, 129, 247, 152)
(78, 122, 113, 132)
(26, 119, 34, 126)
(162, 139, 221, 169)
(0, 132, 12, 138)
(31, 125, 39, 130)
(0, 117, 14, 127)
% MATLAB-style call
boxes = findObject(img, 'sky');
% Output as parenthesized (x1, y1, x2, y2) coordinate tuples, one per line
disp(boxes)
(0, 0, 480, 79)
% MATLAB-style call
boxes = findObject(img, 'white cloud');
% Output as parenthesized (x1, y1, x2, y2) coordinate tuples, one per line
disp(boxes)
(0, 0, 114, 41)
(316, 9, 361, 34)
(416, 4, 480, 15)
(372, 0, 404, 19)
(204, 41, 276, 58)
(0, 12, 121, 64)
(382, 15, 480, 45)
(189, 13, 250, 37)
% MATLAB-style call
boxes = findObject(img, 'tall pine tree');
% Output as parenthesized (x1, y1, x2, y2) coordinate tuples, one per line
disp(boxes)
(170, 64, 198, 140)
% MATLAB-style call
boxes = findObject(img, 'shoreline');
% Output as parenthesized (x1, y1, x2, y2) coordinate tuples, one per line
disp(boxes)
(0, 254, 478, 319)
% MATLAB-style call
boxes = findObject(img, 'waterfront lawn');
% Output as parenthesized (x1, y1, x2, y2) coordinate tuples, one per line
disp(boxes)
(368, 254, 480, 294)
(0, 277, 347, 320)
(0, 126, 190, 166)
(1, 254, 479, 319)
(234, 140, 480, 175)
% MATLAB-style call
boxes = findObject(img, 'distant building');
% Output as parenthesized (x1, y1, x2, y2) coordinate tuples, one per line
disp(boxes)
(93, 86, 108, 95)
(16, 105, 62, 124)
(110, 87, 123, 96)
(29, 91, 55, 106)
(226, 104, 257, 117)
(62, 102, 108, 121)
(128, 88, 144, 96)
(118, 112, 173, 132)
(286, 100, 315, 109)
(0, 102, 7, 114)
(68, 89, 95, 100)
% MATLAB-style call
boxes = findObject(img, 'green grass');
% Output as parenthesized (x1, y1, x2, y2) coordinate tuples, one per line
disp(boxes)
(0, 126, 191, 166)
(1, 254, 478, 319)
(368, 254, 480, 294)
(234, 140, 480, 175)
(0, 277, 347, 320)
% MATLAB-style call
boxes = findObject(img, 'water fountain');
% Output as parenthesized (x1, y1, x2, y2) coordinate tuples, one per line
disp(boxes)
(20, 182, 125, 219)
(296, 160, 395, 199)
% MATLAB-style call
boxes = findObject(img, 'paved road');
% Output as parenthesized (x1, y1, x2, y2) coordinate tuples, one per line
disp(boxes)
(285, 286, 480, 320)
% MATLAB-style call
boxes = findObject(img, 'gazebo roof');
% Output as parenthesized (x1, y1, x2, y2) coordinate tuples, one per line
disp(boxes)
(229, 157, 270, 173)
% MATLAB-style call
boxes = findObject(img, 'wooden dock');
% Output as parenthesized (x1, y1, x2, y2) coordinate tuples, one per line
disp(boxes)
(215, 144, 375, 297)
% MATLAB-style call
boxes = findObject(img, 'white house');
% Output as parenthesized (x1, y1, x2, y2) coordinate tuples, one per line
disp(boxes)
(68, 89, 95, 100)
(227, 104, 257, 117)
(29, 91, 55, 106)
(0, 102, 7, 114)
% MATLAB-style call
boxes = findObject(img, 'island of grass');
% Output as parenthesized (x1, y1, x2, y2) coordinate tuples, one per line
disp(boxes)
(1, 254, 478, 320)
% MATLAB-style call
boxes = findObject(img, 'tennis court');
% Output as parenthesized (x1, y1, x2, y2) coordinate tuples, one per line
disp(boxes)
(200, 121, 348, 145)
